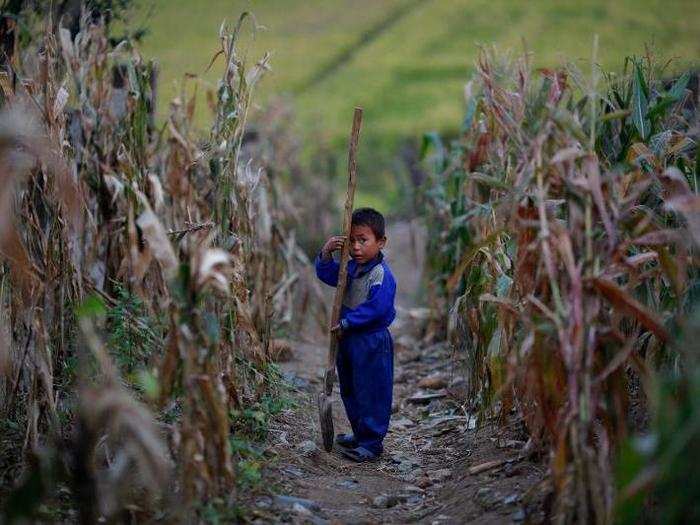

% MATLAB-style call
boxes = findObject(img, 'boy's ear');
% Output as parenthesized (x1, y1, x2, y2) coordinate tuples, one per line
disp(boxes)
(378, 236, 387, 249)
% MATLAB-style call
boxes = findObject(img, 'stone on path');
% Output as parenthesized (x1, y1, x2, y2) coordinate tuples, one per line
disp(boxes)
(372, 494, 400, 508)
(296, 440, 319, 457)
(407, 391, 448, 404)
(418, 374, 448, 390)
(427, 468, 451, 483)
(273, 494, 320, 512)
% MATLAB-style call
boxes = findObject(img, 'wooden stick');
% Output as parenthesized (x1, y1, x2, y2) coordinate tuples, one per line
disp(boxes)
(325, 107, 363, 395)
(468, 458, 509, 475)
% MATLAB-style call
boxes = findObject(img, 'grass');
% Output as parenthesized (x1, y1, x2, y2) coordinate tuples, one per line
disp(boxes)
(132, 0, 700, 205)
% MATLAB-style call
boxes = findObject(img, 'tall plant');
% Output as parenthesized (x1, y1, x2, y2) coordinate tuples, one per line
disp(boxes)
(0, 9, 310, 521)
(423, 49, 698, 522)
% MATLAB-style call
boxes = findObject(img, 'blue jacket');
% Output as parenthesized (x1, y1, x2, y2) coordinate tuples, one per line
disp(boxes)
(315, 251, 396, 333)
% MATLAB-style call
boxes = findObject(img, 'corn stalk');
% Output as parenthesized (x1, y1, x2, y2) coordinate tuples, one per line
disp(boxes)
(423, 48, 698, 522)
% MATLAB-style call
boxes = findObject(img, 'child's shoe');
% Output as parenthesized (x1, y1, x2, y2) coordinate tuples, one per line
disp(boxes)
(339, 445, 380, 463)
(335, 433, 358, 448)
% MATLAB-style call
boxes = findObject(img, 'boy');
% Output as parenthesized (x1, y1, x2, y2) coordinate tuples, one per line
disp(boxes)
(315, 207, 396, 462)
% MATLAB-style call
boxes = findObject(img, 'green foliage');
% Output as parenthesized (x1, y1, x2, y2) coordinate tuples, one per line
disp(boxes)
(106, 283, 163, 374)
(75, 294, 107, 319)
(136, 0, 700, 199)
(198, 498, 246, 524)
(230, 390, 294, 442)
(615, 303, 700, 524)
(598, 57, 694, 164)
(421, 48, 697, 522)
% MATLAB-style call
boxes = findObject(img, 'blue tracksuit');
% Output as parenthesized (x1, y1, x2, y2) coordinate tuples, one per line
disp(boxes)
(315, 251, 396, 455)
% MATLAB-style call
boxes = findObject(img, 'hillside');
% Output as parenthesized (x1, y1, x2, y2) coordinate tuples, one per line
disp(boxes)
(134, 0, 700, 202)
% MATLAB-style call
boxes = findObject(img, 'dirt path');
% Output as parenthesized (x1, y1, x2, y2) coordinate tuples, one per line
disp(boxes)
(247, 222, 546, 524)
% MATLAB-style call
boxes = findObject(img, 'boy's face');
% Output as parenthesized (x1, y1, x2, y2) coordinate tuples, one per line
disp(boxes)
(349, 224, 385, 264)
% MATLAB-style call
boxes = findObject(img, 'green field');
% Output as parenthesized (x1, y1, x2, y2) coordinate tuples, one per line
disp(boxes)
(133, 0, 700, 205)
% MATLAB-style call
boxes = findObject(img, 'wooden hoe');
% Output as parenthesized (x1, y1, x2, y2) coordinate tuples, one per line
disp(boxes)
(318, 107, 363, 452)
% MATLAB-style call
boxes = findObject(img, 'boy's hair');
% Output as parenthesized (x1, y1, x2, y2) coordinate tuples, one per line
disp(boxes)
(351, 207, 385, 239)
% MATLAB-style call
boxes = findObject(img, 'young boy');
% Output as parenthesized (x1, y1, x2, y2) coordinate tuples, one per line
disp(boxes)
(315, 207, 396, 462)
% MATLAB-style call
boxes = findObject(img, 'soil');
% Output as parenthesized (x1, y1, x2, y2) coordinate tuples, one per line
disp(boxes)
(246, 221, 548, 524)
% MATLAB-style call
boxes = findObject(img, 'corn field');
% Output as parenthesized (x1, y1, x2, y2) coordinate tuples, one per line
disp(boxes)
(0, 9, 327, 522)
(1, 3, 698, 524)
(423, 49, 698, 522)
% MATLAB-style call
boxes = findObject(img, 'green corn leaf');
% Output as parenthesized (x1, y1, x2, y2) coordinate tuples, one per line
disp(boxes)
(600, 109, 631, 122)
(667, 71, 690, 100)
(647, 96, 677, 123)
(647, 71, 691, 123)
(635, 59, 650, 99)
(421, 131, 447, 172)
(631, 63, 649, 140)
(469, 172, 510, 190)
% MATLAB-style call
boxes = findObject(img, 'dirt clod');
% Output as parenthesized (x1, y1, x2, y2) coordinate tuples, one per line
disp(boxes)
(418, 375, 448, 390)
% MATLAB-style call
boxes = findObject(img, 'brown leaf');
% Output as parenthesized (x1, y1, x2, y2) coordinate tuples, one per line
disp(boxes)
(584, 154, 616, 249)
(590, 277, 668, 342)
(269, 338, 293, 362)
(136, 209, 178, 280)
(632, 229, 682, 246)
(447, 230, 504, 291)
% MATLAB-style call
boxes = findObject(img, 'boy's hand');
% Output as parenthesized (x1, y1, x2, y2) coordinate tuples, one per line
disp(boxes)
(321, 235, 346, 259)
(330, 323, 343, 338)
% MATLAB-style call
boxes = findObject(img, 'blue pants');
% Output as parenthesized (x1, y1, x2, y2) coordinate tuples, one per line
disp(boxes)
(336, 329, 393, 455)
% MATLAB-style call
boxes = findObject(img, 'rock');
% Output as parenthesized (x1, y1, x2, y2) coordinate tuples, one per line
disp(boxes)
(423, 414, 468, 429)
(273, 495, 320, 512)
(256, 496, 272, 509)
(512, 508, 526, 522)
(427, 468, 451, 483)
(424, 399, 444, 413)
(399, 472, 417, 483)
(446, 379, 468, 399)
(336, 478, 359, 489)
(475, 487, 499, 510)
(498, 439, 526, 449)
(281, 371, 309, 389)
(503, 463, 523, 477)
(292, 502, 312, 515)
(448, 376, 467, 387)
(390, 452, 420, 466)
(281, 465, 304, 478)
(372, 494, 399, 508)
(296, 440, 318, 456)
(503, 493, 519, 505)
(407, 391, 447, 405)
(404, 494, 423, 506)
(416, 476, 433, 488)
(431, 428, 452, 437)
(398, 461, 414, 474)
(391, 417, 415, 430)
(418, 375, 448, 390)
